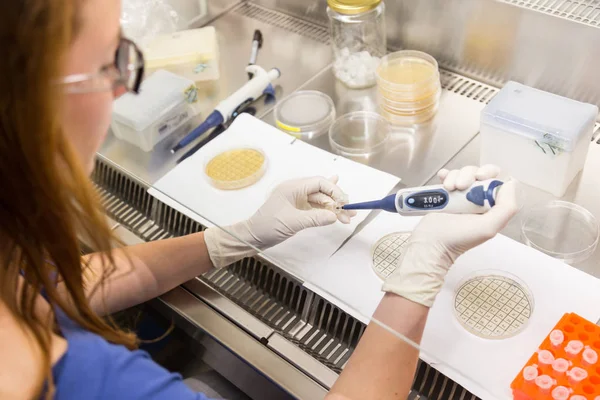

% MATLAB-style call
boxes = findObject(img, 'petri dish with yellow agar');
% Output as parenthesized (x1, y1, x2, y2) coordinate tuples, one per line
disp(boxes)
(376, 50, 442, 126)
(376, 50, 440, 91)
(204, 148, 267, 190)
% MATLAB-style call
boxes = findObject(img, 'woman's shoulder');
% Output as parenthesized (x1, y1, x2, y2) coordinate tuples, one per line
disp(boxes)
(55, 324, 210, 400)
(0, 300, 67, 400)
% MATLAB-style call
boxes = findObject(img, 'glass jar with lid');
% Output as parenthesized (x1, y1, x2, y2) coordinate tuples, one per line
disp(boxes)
(327, 0, 386, 89)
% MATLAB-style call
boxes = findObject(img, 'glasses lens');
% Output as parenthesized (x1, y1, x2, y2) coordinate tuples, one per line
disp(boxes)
(115, 39, 143, 91)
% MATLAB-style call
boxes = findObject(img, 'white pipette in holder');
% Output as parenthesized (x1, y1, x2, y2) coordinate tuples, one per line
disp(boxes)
(340, 179, 504, 216)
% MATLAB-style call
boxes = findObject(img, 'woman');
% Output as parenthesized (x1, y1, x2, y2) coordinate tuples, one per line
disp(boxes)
(0, 0, 518, 399)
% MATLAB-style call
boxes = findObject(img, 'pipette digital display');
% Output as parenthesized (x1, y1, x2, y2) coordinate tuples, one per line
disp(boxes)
(405, 191, 448, 210)
(341, 179, 504, 216)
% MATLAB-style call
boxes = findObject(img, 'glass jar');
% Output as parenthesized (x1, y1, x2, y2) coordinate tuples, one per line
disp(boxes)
(327, 0, 386, 89)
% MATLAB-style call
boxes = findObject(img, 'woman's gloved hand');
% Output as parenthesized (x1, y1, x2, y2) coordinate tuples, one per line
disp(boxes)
(204, 176, 356, 269)
(383, 165, 519, 307)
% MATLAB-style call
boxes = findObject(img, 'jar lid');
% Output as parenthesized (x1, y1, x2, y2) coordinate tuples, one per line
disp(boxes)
(327, 0, 382, 15)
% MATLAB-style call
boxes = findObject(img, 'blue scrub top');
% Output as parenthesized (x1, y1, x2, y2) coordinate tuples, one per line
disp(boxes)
(19, 267, 214, 399)
(51, 307, 214, 400)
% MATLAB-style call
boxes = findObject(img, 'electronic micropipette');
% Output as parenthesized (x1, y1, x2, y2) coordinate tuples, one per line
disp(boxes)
(341, 179, 504, 216)
(171, 65, 280, 153)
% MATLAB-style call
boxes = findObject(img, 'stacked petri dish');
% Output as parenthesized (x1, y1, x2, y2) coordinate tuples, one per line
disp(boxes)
(376, 50, 442, 125)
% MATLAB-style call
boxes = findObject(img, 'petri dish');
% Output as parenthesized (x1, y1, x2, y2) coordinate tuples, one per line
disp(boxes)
(371, 232, 412, 279)
(454, 269, 534, 340)
(204, 148, 267, 190)
(329, 111, 390, 158)
(274, 91, 336, 140)
(521, 201, 599, 264)
(380, 104, 439, 126)
(376, 50, 442, 126)
(376, 50, 440, 91)
(377, 87, 441, 112)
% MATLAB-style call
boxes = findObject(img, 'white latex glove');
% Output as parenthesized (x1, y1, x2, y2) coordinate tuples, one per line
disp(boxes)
(204, 176, 357, 269)
(382, 165, 519, 307)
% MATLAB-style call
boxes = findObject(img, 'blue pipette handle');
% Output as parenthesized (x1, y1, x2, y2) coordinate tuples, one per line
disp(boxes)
(171, 110, 224, 154)
(341, 194, 397, 212)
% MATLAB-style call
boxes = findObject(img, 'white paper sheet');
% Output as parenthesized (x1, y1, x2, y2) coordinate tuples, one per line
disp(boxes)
(150, 114, 295, 227)
(149, 114, 400, 279)
(305, 211, 422, 323)
(306, 213, 600, 400)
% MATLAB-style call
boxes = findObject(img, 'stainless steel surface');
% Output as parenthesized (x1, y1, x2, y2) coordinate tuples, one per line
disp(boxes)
(258, 0, 600, 107)
(266, 333, 339, 388)
(100, 1, 331, 185)
(263, 68, 492, 187)
(169, 0, 242, 29)
(183, 277, 274, 340)
(500, 0, 600, 25)
(198, 334, 295, 400)
(155, 286, 328, 400)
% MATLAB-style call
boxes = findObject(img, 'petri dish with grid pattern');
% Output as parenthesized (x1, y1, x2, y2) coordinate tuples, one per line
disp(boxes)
(205, 148, 267, 190)
(371, 232, 412, 279)
(454, 270, 534, 339)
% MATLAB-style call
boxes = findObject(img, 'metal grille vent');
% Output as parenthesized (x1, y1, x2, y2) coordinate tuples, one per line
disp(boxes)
(440, 70, 499, 103)
(92, 158, 479, 399)
(234, 2, 330, 44)
(501, 0, 600, 26)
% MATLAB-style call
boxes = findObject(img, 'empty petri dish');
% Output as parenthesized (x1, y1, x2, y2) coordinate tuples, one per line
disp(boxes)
(371, 232, 412, 279)
(329, 111, 390, 158)
(521, 201, 599, 264)
(204, 148, 267, 190)
(454, 270, 534, 339)
(274, 90, 336, 140)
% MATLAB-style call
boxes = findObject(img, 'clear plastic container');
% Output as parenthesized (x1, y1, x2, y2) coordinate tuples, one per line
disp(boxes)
(480, 81, 598, 197)
(327, 0, 386, 89)
(329, 111, 390, 158)
(274, 91, 336, 140)
(521, 201, 599, 264)
(376, 50, 442, 126)
(143, 26, 220, 83)
(111, 70, 199, 152)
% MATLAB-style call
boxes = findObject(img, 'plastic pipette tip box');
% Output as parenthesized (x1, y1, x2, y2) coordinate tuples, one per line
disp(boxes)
(511, 313, 600, 399)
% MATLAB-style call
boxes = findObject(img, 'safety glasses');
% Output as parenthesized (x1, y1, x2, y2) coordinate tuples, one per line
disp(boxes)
(57, 37, 145, 94)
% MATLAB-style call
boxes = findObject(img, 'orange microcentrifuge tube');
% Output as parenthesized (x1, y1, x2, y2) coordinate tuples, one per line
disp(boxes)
(567, 366, 588, 386)
(565, 340, 584, 358)
(550, 330, 565, 348)
(570, 396, 587, 400)
(538, 349, 555, 367)
(535, 375, 555, 394)
(552, 358, 570, 377)
(523, 365, 538, 383)
(551, 386, 571, 400)
(582, 346, 598, 366)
